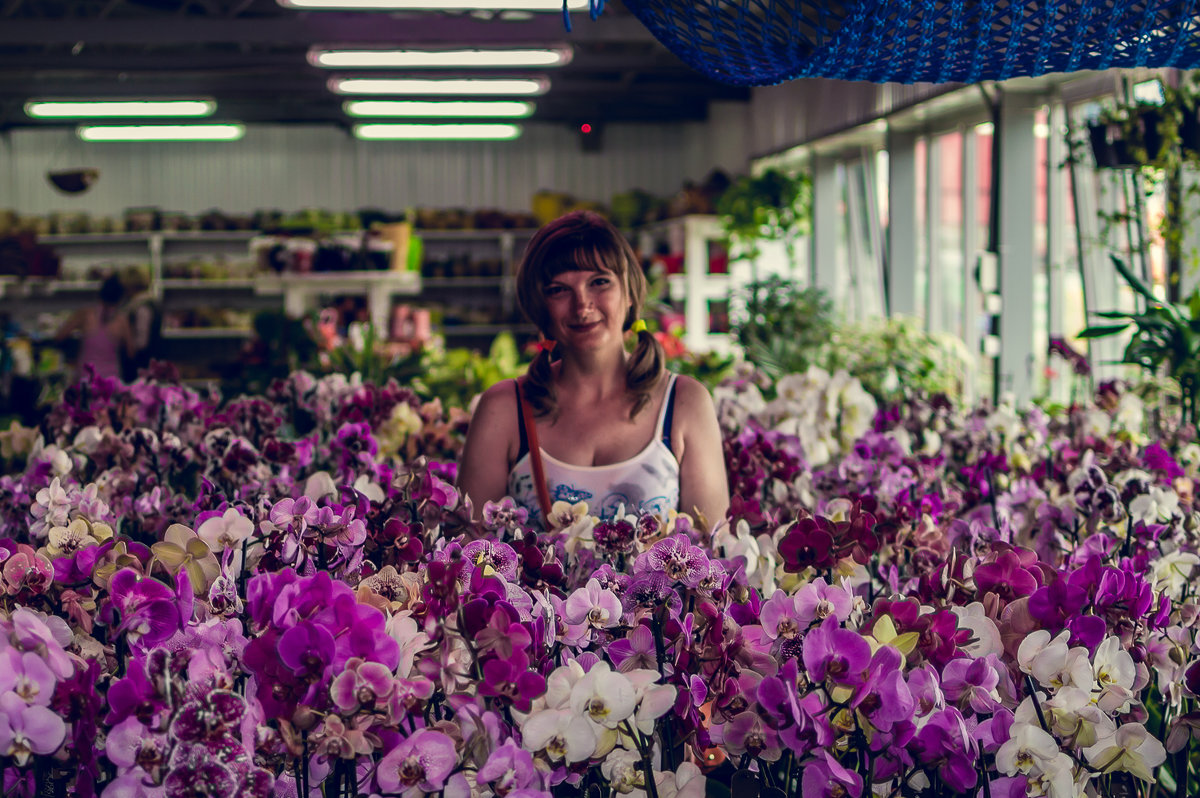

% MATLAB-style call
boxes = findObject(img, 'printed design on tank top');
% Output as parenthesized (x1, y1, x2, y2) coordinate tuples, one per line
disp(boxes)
(507, 374, 680, 527)
(552, 484, 594, 505)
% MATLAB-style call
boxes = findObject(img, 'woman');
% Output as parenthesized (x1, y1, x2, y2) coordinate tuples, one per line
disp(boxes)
(458, 211, 729, 530)
(56, 274, 136, 381)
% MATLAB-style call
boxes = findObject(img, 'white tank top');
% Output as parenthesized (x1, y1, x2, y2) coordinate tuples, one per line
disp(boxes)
(507, 373, 680, 526)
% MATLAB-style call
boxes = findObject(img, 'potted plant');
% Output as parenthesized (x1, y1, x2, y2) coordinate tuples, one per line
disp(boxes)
(1078, 254, 1200, 426)
(715, 168, 812, 262)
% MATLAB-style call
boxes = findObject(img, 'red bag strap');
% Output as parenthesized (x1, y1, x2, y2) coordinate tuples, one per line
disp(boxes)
(516, 377, 554, 521)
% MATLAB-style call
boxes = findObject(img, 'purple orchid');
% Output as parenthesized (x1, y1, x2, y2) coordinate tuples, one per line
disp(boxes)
(803, 616, 871, 687)
(330, 657, 396, 714)
(941, 655, 1002, 714)
(376, 729, 458, 795)
(801, 750, 862, 798)
(476, 740, 540, 795)
(462, 539, 520, 580)
(642, 534, 710, 587)
(107, 568, 187, 649)
(563, 578, 623, 629)
(0, 691, 66, 765)
(608, 624, 660, 672)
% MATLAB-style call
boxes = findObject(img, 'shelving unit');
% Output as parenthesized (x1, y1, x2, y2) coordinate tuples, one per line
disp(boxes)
(4, 228, 545, 354)
(418, 229, 536, 343)
(637, 215, 739, 357)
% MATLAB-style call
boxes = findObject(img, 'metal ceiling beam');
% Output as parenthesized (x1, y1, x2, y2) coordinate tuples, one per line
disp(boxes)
(0, 13, 656, 45)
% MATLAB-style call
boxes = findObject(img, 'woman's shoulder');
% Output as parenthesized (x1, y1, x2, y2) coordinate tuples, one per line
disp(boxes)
(667, 372, 716, 408)
(473, 378, 520, 419)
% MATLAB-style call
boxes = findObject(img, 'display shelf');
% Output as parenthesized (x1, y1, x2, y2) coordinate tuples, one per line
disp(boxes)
(421, 277, 507, 289)
(255, 271, 421, 332)
(160, 278, 259, 290)
(0, 279, 101, 296)
(418, 228, 538, 241)
(28, 225, 540, 355)
(40, 231, 259, 245)
(637, 215, 738, 356)
(161, 327, 254, 340)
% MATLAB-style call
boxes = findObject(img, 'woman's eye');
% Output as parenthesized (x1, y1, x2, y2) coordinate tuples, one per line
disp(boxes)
(591, 277, 611, 287)
(544, 285, 565, 296)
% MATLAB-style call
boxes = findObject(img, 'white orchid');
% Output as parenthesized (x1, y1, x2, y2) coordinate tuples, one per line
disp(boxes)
(1028, 688, 1116, 749)
(1093, 636, 1136, 713)
(711, 519, 761, 579)
(600, 747, 644, 793)
(623, 669, 677, 736)
(568, 662, 638, 729)
(196, 507, 255, 557)
(1129, 486, 1180, 524)
(519, 708, 596, 763)
(1018, 630, 1094, 692)
(995, 722, 1064, 777)
(1083, 722, 1167, 783)
(1150, 550, 1200, 600)
(949, 603, 1003, 658)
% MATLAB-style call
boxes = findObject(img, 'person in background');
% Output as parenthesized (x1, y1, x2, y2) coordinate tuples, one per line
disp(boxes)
(458, 210, 730, 531)
(56, 274, 136, 381)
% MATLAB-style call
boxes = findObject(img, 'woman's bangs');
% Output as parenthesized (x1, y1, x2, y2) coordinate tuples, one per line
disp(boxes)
(538, 235, 623, 283)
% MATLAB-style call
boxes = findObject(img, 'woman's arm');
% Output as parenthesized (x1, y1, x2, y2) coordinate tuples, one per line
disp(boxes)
(457, 379, 520, 520)
(672, 375, 730, 534)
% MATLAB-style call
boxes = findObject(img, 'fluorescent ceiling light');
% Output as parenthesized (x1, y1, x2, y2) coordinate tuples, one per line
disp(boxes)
(26, 99, 216, 119)
(354, 123, 522, 140)
(281, 0, 586, 9)
(330, 77, 548, 95)
(311, 47, 571, 69)
(77, 124, 245, 142)
(344, 100, 534, 118)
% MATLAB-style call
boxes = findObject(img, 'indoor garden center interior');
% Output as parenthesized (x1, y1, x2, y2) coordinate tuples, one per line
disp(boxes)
(1, 2, 1200, 797)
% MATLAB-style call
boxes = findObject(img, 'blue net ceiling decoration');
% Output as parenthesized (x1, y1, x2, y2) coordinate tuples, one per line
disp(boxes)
(600, 0, 1200, 86)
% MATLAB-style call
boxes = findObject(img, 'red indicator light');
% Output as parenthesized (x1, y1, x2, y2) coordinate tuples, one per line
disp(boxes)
(580, 123, 592, 134)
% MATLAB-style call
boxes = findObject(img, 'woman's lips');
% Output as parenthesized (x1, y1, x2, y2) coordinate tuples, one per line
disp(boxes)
(569, 321, 601, 331)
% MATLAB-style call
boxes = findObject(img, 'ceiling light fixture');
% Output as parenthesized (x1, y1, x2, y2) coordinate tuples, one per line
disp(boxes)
(310, 47, 572, 69)
(26, 99, 217, 119)
(344, 100, 535, 118)
(354, 122, 522, 140)
(329, 77, 548, 95)
(77, 124, 245, 142)
(281, 0, 586, 10)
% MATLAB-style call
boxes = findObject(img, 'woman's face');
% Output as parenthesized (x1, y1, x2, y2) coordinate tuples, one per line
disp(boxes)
(541, 268, 630, 352)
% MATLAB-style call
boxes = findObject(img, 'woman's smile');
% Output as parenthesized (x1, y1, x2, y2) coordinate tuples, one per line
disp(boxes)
(543, 269, 629, 347)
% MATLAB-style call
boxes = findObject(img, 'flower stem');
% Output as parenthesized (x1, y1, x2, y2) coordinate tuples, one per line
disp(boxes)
(1024, 674, 1051, 733)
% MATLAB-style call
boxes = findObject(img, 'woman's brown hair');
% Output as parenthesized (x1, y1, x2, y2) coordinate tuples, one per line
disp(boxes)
(515, 210, 665, 420)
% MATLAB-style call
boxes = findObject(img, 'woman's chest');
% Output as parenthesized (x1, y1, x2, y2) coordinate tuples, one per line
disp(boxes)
(537, 406, 659, 466)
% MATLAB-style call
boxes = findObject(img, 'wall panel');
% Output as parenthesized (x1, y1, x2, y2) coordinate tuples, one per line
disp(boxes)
(746, 79, 960, 158)
(0, 121, 723, 216)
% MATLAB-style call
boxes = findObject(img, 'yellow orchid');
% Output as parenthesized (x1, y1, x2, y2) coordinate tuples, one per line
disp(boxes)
(40, 518, 109, 559)
(865, 614, 920, 657)
(150, 524, 221, 595)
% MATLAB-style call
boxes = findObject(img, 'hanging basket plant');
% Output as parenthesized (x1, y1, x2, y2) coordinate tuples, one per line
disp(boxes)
(1087, 104, 1166, 170)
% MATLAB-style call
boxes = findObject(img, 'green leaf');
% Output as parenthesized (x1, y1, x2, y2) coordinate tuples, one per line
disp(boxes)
(1077, 324, 1131, 338)
(1110, 254, 1160, 303)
